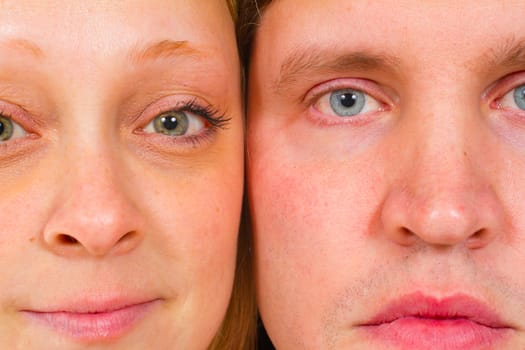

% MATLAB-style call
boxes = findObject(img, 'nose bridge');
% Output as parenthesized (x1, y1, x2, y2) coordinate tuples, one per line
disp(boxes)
(409, 104, 474, 201)
(43, 129, 143, 257)
(400, 77, 474, 193)
(65, 145, 127, 222)
(381, 82, 500, 248)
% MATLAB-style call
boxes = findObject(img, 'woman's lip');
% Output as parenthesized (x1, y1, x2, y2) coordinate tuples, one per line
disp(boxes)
(21, 299, 162, 342)
(357, 292, 512, 350)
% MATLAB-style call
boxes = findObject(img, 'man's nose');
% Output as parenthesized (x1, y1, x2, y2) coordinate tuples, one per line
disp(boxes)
(380, 98, 505, 249)
(42, 147, 144, 258)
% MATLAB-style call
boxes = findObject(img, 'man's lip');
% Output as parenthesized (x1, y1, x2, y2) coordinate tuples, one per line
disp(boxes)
(21, 298, 163, 342)
(356, 292, 512, 350)
(360, 292, 508, 328)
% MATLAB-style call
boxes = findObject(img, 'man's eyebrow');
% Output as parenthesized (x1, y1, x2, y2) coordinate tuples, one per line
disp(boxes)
(273, 46, 400, 94)
(478, 37, 525, 70)
(495, 38, 525, 68)
(0, 38, 44, 59)
(128, 39, 205, 64)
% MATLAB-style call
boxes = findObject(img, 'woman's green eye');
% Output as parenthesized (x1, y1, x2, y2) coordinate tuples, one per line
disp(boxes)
(144, 109, 206, 137)
(153, 111, 189, 136)
(0, 116, 13, 141)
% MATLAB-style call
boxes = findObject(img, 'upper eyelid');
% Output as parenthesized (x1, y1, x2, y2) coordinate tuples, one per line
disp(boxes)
(485, 70, 525, 102)
(136, 95, 221, 127)
(0, 104, 36, 134)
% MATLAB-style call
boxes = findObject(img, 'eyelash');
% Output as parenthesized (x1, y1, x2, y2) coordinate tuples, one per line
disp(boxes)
(177, 99, 231, 130)
(142, 98, 231, 148)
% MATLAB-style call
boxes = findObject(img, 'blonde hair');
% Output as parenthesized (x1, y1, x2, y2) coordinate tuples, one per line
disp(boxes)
(227, 0, 238, 22)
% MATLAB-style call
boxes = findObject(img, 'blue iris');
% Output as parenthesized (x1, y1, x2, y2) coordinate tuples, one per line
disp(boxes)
(514, 85, 525, 110)
(329, 89, 366, 117)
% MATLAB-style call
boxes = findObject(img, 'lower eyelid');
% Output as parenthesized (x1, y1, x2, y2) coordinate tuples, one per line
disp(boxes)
(306, 105, 378, 127)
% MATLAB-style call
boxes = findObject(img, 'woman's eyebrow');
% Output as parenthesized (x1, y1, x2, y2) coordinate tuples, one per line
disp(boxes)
(127, 39, 205, 65)
(272, 45, 401, 95)
(0, 38, 206, 64)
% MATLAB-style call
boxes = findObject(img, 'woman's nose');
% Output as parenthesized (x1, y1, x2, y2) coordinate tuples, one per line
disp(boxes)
(42, 150, 144, 258)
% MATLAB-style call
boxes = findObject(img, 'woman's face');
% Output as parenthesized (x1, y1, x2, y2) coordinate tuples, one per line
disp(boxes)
(0, 1, 243, 349)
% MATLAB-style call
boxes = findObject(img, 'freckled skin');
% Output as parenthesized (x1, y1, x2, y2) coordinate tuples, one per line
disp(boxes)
(0, 1, 243, 349)
(248, 1, 525, 349)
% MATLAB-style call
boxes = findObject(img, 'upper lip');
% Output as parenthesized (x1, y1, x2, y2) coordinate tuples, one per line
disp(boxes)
(21, 295, 161, 314)
(359, 292, 510, 329)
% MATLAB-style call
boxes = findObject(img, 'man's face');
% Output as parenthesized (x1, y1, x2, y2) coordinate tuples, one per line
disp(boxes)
(247, 1, 525, 349)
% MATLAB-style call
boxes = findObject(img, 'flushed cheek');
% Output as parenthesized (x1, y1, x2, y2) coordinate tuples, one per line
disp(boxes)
(250, 154, 381, 255)
(250, 158, 382, 330)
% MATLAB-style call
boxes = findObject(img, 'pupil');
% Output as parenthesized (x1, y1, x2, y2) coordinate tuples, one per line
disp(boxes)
(0, 121, 4, 135)
(162, 116, 178, 130)
(340, 93, 357, 108)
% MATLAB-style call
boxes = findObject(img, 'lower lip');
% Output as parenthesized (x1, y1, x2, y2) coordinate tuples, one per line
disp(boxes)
(22, 300, 160, 342)
(361, 317, 509, 350)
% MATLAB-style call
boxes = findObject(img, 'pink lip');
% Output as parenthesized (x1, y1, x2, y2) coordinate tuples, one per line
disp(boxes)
(358, 292, 512, 350)
(22, 298, 161, 342)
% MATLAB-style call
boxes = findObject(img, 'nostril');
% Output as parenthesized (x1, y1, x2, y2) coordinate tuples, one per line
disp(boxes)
(118, 231, 135, 243)
(56, 234, 79, 245)
(466, 229, 490, 249)
(45, 230, 142, 256)
(115, 231, 140, 251)
(393, 227, 418, 246)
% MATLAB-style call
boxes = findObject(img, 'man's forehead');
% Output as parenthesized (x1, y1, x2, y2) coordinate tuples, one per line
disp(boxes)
(255, 1, 525, 87)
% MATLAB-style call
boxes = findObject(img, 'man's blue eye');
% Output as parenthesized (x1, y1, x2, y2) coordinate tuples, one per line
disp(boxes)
(513, 85, 525, 110)
(329, 89, 366, 117)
